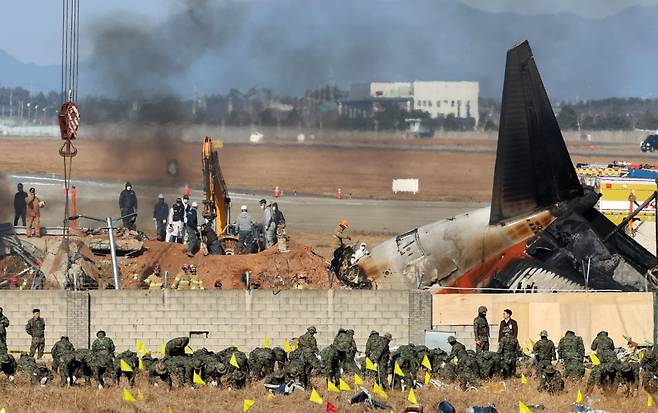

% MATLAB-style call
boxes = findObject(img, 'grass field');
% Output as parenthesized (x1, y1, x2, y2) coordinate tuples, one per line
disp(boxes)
(0, 373, 653, 412)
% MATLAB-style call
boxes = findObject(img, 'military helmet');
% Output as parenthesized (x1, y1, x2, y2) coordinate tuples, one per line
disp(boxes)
(478, 305, 487, 314)
(96, 330, 106, 338)
(0, 353, 9, 364)
(370, 330, 378, 336)
(621, 362, 632, 372)
(540, 330, 548, 337)
(645, 349, 656, 359)
(216, 362, 228, 373)
(544, 365, 555, 373)
(307, 326, 317, 334)
(155, 361, 167, 374)
(606, 363, 617, 372)
(347, 329, 354, 335)
(447, 336, 456, 344)
(384, 333, 392, 340)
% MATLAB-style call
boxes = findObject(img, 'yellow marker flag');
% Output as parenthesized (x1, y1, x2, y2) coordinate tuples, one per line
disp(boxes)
(0, 408, 6, 413)
(120, 359, 134, 373)
(522, 347, 532, 357)
(283, 341, 292, 353)
(138, 357, 144, 370)
(266, 393, 274, 400)
(160, 343, 166, 355)
(518, 400, 533, 413)
(185, 346, 193, 355)
(408, 388, 418, 404)
(339, 378, 351, 391)
(520, 373, 528, 384)
(649, 394, 655, 407)
(327, 380, 340, 393)
(354, 373, 363, 386)
(640, 350, 645, 360)
(422, 354, 432, 370)
(137, 389, 144, 401)
(123, 388, 137, 403)
(135, 340, 146, 354)
(529, 338, 536, 348)
(193, 371, 206, 385)
(243, 399, 255, 412)
(365, 357, 377, 371)
(576, 389, 584, 404)
(168, 407, 174, 413)
(230, 353, 240, 368)
(309, 388, 323, 404)
(590, 354, 601, 365)
(373, 382, 388, 399)
(263, 336, 270, 348)
(394, 362, 405, 377)
(424, 371, 431, 385)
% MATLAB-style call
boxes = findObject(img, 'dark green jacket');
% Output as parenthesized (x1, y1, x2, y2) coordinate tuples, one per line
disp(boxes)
(25, 318, 45, 338)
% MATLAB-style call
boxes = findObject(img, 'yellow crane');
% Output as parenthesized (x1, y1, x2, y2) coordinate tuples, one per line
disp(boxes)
(201, 137, 238, 254)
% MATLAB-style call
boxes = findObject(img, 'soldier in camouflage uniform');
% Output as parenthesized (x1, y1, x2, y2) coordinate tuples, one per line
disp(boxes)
(319, 343, 341, 384)
(618, 361, 640, 397)
(391, 343, 418, 390)
(370, 332, 392, 389)
(218, 347, 249, 388)
(533, 330, 556, 374)
(272, 346, 287, 372)
(114, 350, 139, 386)
(51, 336, 75, 374)
(165, 337, 190, 357)
(204, 359, 228, 387)
(473, 306, 490, 352)
(641, 348, 658, 394)
(498, 329, 521, 379)
(148, 359, 173, 390)
(447, 336, 467, 363)
(90, 330, 115, 388)
(59, 349, 91, 386)
(343, 329, 360, 373)
(591, 331, 615, 361)
(537, 365, 564, 393)
(285, 356, 309, 388)
(165, 355, 193, 385)
(587, 361, 622, 395)
(458, 349, 480, 390)
(558, 330, 585, 380)
(16, 353, 52, 385)
(298, 326, 321, 378)
(0, 350, 16, 383)
(429, 347, 457, 383)
(333, 328, 359, 374)
(248, 347, 276, 380)
(363, 330, 379, 375)
(475, 350, 500, 379)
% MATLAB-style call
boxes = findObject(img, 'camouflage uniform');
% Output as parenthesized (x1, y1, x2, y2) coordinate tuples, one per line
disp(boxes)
(59, 349, 90, 386)
(586, 361, 621, 394)
(391, 344, 418, 390)
(25, 316, 46, 359)
(558, 330, 585, 380)
(591, 331, 615, 359)
(447, 336, 467, 363)
(537, 365, 564, 393)
(114, 350, 139, 386)
(641, 349, 658, 394)
(458, 349, 480, 390)
(148, 359, 173, 390)
(533, 332, 556, 373)
(0, 351, 16, 382)
(363, 330, 379, 374)
(369, 333, 392, 389)
(165, 337, 190, 357)
(248, 347, 276, 380)
(51, 336, 75, 373)
(298, 326, 321, 377)
(165, 355, 193, 385)
(430, 347, 457, 382)
(319, 344, 341, 384)
(0, 312, 10, 346)
(90, 331, 115, 388)
(17, 353, 52, 385)
(617, 361, 640, 397)
(498, 331, 521, 379)
(473, 306, 490, 352)
(218, 347, 249, 388)
(272, 347, 288, 371)
(475, 350, 500, 379)
(333, 328, 359, 374)
(285, 357, 308, 389)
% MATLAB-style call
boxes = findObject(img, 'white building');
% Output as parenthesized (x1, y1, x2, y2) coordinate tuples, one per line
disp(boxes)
(350, 81, 479, 123)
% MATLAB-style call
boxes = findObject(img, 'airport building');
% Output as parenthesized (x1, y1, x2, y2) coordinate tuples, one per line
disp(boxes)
(343, 80, 479, 123)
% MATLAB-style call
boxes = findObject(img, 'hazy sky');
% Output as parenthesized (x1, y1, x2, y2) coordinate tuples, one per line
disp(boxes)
(2, 0, 658, 65)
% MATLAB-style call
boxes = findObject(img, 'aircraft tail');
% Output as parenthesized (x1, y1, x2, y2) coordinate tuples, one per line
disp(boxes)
(490, 40, 583, 225)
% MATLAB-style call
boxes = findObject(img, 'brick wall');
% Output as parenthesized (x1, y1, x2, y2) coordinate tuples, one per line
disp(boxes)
(0, 290, 427, 354)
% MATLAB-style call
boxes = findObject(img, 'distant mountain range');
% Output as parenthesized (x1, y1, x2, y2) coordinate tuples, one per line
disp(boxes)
(2, 1, 658, 100)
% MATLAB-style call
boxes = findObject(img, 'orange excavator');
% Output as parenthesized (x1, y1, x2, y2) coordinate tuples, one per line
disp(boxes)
(201, 137, 239, 254)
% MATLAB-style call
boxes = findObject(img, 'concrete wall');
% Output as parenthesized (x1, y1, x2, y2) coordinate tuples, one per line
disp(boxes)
(432, 292, 653, 352)
(0, 290, 432, 354)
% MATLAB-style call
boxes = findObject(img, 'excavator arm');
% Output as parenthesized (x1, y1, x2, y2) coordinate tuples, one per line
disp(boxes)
(201, 137, 231, 233)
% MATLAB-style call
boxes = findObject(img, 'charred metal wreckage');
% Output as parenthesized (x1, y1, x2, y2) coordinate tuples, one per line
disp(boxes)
(354, 41, 658, 292)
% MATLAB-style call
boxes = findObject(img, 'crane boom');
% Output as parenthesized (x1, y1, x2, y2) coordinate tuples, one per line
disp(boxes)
(202, 137, 231, 232)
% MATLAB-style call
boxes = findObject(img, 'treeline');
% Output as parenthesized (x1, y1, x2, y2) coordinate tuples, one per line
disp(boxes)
(557, 98, 658, 130)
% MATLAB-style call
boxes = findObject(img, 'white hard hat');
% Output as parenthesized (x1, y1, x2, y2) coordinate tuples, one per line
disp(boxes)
(241, 205, 248, 211)
(158, 193, 164, 199)
(191, 201, 198, 208)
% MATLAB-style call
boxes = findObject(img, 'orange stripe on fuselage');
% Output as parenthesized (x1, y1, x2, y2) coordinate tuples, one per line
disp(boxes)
(436, 240, 528, 294)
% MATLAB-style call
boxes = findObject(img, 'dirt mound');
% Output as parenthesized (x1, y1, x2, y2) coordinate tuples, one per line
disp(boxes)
(120, 239, 330, 289)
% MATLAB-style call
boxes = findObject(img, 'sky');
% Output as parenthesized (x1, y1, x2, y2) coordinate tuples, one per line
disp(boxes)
(2, 0, 658, 65)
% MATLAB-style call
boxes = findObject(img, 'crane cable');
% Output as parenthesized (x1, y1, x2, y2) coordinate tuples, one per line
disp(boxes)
(58, 0, 80, 289)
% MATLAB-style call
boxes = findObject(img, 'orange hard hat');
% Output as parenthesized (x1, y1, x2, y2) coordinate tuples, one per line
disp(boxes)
(339, 219, 349, 228)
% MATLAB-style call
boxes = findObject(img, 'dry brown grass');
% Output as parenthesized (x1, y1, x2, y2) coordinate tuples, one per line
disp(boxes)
(0, 373, 652, 413)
